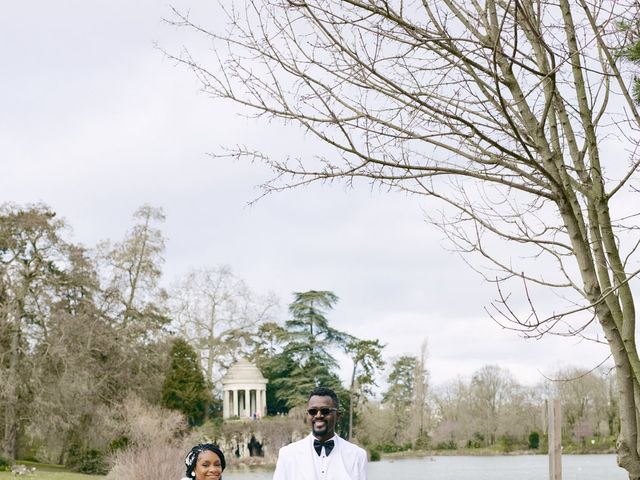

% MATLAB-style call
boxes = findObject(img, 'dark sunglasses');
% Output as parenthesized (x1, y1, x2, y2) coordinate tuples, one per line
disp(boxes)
(307, 407, 338, 416)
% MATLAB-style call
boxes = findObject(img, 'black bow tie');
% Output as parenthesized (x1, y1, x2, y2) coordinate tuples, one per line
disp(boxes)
(313, 439, 335, 456)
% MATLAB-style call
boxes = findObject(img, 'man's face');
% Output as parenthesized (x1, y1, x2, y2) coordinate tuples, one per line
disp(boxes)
(307, 395, 340, 442)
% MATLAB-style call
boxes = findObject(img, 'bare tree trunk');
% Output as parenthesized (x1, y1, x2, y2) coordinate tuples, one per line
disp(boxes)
(348, 364, 356, 442)
(3, 319, 20, 460)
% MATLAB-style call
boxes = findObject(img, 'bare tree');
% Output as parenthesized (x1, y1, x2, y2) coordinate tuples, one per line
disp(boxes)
(470, 365, 518, 446)
(412, 339, 430, 445)
(0, 205, 67, 459)
(170, 0, 640, 476)
(432, 378, 474, 448)
(169, 266, 277, 384)
(94, 204, 171, 404)
(549, 366, 617, 443)
(96, 204, 169, 347)
(432, 367, 540, 449)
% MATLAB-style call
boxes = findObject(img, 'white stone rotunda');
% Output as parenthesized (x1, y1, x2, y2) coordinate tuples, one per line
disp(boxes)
(221, 359, 268, 419)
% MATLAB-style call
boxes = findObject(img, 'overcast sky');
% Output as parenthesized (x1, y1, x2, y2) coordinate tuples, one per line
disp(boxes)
(1, 1, 616, 389)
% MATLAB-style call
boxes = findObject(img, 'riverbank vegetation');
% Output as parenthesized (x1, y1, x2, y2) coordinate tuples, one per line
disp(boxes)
(358, 363, 618, 457)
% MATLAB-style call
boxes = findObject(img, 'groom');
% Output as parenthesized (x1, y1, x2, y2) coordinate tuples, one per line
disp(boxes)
(273, 386, 368, 480)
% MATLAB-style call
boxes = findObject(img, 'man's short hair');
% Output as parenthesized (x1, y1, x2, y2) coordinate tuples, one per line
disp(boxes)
(308, 386, 340, 409)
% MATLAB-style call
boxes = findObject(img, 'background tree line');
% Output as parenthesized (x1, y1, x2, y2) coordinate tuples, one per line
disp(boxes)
(0, 203, 621, 476)
(359, 363, 618, 455)
(0, 203, 176, 471)
(0, 203, 384, 473)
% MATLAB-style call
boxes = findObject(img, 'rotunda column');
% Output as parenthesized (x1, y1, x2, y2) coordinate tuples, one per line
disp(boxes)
(223, 387, 229, 418)
(232, 389, 239, 417)
(252, 389, 257, 417)
(254, 388, 262, 417)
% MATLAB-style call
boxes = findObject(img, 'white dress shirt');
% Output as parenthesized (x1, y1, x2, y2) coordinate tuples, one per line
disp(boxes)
(312, 434, 336, 480)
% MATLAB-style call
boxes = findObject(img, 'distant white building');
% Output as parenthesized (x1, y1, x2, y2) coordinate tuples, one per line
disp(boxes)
(221, 359, 268, 419)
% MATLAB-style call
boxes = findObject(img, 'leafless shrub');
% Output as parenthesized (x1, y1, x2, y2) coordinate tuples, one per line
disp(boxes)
(105, 395, 192, 479)
(106, 439, 192, 480)
(119, 395, 188, 447)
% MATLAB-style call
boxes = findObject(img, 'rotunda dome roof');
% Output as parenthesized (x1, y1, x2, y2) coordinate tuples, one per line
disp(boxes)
(221, 358, 267, 385)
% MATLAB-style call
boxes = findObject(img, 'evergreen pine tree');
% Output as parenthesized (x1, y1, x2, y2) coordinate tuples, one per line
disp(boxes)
(161, 338, 211, 426)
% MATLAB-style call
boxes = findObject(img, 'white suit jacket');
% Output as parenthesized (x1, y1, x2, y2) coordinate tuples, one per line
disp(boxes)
(272, 434, 368, 480)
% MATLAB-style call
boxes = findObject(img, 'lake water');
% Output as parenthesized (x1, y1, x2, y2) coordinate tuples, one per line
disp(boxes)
(224, 454, 627, 479)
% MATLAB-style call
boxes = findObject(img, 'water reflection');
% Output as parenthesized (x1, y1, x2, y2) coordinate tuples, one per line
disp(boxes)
(223, 454, 626, 480)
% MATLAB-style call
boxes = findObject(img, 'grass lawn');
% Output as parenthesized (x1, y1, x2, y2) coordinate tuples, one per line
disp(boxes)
(0, 461, 104, 480)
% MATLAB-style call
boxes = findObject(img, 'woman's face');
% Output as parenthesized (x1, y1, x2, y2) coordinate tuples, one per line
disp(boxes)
(193, 450, 223, 480)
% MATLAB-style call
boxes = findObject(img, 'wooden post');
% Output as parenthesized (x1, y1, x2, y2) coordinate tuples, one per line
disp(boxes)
(548, 398, 562, 480)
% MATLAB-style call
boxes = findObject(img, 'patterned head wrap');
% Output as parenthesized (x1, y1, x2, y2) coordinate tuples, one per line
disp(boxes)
(184, 443, 226, 477)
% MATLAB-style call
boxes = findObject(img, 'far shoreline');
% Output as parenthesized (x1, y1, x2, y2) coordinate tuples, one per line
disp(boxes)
(378, 448, 616, 459)
(225, 447, 617, 471)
